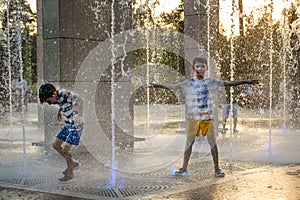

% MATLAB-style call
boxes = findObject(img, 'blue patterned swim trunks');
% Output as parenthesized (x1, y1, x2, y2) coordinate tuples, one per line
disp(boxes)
(56, 125, 83, 146)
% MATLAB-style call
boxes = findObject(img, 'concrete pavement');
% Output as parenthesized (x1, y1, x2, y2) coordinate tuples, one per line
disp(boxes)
(0, 103, 299, 199)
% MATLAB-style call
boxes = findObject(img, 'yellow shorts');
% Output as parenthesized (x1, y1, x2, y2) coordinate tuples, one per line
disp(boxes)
(187, 119, 214, 137)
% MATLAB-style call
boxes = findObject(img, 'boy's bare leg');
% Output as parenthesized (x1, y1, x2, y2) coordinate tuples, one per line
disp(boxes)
(233, 117, 238, 132)
(62, 143, 75, 178)
(222, 121, 226, 132)
(182, 136, 195, 171)
(52, 139, 65, 157)
(207, 135, 220, 171)
(52, 139, 76, 170)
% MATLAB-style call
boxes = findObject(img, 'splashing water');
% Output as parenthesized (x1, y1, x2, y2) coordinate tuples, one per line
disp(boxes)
(228, 0, 237, 167)
(267, 0, 274, 157)
(280, 0, 290, 135)
(110, 0, 117, 188)
(16, 0, 27, 176)
(6, 0, 13, 131)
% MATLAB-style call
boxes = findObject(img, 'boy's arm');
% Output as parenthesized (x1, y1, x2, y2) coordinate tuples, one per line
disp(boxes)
(223, 80, 259, 87)
(75, 96, 83, 117)
(73, 96, 83, 126)
(57, 108, 63, 121)
(149, 83, 182, 91)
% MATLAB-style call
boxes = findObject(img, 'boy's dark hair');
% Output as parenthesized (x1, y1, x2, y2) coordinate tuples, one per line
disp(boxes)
(39, 83, 56, 103)
(193, 57, 207, 66)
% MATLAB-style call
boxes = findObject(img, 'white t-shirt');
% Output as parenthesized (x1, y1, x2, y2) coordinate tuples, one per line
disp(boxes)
(180, 78, 224, 120)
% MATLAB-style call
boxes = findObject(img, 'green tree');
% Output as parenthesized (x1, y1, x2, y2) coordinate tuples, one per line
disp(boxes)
(219, 4, 283, 109)
(132, 0, 184, 74)
(0, 0, 36, 93)
(286, 2, 300, 126)
(132, 0, 184, 104)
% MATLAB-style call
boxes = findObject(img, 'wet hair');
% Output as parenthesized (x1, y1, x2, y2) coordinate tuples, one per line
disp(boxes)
(38, 83, 56, 103)
(193, 57, 207, 66)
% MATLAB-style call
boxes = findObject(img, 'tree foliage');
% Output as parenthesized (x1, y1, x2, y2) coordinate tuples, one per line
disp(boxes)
(218, 0, 300, 127)
(132, 0, 184, 104)
(0, 0, 36, 91)
(132, 0, 184, 74)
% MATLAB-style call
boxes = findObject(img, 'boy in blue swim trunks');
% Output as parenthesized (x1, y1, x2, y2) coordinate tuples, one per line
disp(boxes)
(151, 57, 259, 177)
(39, 83, 83, 182)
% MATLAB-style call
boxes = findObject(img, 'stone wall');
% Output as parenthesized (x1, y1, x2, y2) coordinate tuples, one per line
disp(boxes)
(184, 0, 219, 78)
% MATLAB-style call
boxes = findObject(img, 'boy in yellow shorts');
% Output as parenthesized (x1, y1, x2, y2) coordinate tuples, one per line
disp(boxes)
(151, 57, 259, 177)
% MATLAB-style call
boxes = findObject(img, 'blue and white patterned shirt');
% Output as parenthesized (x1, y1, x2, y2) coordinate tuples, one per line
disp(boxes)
(57, 89, 83, 129)
(180, 78, 223, 120)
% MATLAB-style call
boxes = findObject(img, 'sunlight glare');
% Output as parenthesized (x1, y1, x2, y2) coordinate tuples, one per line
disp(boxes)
(155, 0, 181, 16)
(220, 0, 295, 37)
(27, 0, 36, 13)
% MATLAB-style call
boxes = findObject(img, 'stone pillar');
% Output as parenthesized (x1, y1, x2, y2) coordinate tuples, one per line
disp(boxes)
(36, 0, 44, 131)
(37, 0, 133, 150)
(184, 0, 219, 78)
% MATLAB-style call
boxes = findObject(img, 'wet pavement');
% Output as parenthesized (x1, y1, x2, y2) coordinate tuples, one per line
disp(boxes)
(152, 165, 300, 200)
(0, 103, 300, 199)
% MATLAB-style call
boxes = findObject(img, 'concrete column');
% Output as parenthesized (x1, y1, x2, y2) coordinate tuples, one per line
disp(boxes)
(184, 0, 219, 78)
